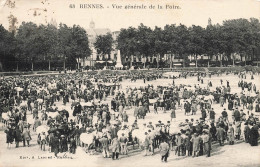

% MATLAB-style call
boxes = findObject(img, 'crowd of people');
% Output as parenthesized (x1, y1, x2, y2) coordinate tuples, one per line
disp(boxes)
(0, 69, 259, 162)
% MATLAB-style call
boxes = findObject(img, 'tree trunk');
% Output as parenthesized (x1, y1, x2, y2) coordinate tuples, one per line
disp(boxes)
(48, 60, 51, 71)
(143, 56, 146, 69)
(208, 55, 211, 67)
(130, 55, 133, 68)
(195, 54, 198, 68)
(182, 55, 185, 68)
(63, 55, 66, 72)
(245, 55, 247, 66)
(157, 54, 159, 69)
(232, 53, 235, 66)
(83, 57, 85, 68)
(16, 62, 19, 72)
(78, 58, 80, 69)
(170, 54, 172, 69)
(91, 55, 93, 68)
(220, 54, 223, 67)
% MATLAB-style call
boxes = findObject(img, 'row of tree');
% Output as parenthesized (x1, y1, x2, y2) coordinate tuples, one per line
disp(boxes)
(0, 22, 92, 71)
(0, 18, 260, 71)
(117, 18, 260, 68)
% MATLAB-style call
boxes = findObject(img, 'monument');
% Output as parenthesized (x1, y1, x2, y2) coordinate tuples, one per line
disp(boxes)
(115, 50, 123, 69)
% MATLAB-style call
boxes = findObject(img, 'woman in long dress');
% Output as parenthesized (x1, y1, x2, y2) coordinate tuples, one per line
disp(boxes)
(170, 107, 176, 122)
(5, 126, 14, 148)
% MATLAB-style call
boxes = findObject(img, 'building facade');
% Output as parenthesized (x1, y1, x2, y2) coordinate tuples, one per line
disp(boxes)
(79, 21, 119, 68)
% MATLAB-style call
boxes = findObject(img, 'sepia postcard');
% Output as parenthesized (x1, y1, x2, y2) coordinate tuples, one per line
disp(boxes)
(0, 0, 260, 167)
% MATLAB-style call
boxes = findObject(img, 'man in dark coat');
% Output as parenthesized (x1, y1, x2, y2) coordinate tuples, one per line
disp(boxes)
(184, 101, 191, 115)
(244, 122, 250, 143)
(233, 108, 240, 122)
(63, 110, 69, 120)
(210, 123, 217, 141)
(255, 102, 260, 113)
(249, 124, 259, 146)
(55, 113, 63, 124)
(110, 124, 118, 140)
(195, 122, 203, 134)
(74, 126, 81, 146)
(221, 109, 228, 119)
(60, 135, 68, 152)
(228, 100, 233, 110)
(52, 135, 60, 157)
(201, 108, 207, 121)
(69, 137, 77, 154)
(209, 109, 215, 122)
(240, 94, 247, 109)
(14, 127, 22, 148)
(111, 98, 116, 111)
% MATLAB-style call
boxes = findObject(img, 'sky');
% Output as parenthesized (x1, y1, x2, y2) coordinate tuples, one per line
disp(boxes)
(0, 0, 259, 31)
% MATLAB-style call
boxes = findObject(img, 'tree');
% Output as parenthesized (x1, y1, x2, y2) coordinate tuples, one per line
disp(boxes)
(163, 24, 178, 68)
(117, 27, 138, 67)
(136, 24, 154, 68)
(15, 22, 91, 71)
(94, 33, 113, 67)
(220, 19, 248, 66)
(243, 18, 260, 65)
(41, 24, 59, 71)
(175, 24, 190, 67)
(153, 26, 168, 68)
(16, 22, 38, 71)
(2, 17, 260, 71)
(187, 25, 206, 67)
(57, 24, 72, 71)
(8, 14, 18, 35)
(205, 24, 221, 67)
(71, 25, 91, 69)
(0, 24, 16, 71)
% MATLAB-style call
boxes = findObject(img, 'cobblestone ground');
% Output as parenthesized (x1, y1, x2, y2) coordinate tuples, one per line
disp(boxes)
(0, 73, 260, 167)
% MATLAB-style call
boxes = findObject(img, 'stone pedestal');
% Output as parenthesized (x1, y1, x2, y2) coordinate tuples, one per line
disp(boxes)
(115, 50, 123, 69)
